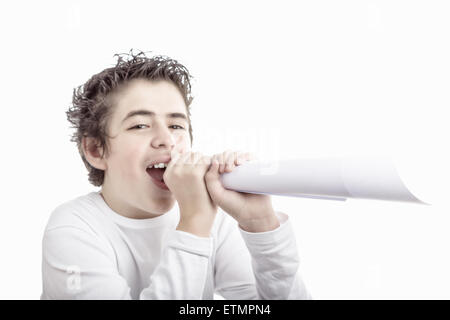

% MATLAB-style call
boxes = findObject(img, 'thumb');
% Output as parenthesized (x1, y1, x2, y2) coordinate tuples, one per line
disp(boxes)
(205, 158, 225, 202)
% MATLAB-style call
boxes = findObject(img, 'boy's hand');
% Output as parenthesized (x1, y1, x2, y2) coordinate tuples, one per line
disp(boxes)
(163, 144, 217, 237)
(204, 150, 280, 233)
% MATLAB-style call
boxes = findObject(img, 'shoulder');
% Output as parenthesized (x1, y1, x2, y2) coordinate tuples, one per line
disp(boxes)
(42, 192, 118, 263)
(44, 192, 108, 237)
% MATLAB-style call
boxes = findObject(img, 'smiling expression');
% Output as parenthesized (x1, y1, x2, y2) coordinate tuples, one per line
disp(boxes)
(100, 78, 192, 219)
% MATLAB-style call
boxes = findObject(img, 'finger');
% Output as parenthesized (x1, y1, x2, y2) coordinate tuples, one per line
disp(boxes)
(207, 157, 220, 177)
(171, 151, 192, 168)
(218, 152, 226, 174)
(199, 154, 212, 167)
(224, 150, 238, 172)
(170, 135, 185, 159)
(235, 150, 244, 165)
(191, 152, 204, 166)
(206, 155, 221, 177)
(221, 150, 234, 173)
(242, 152, 257, 162)
(167, 141, 185, 169)
(235, 151, 253, 165)
(167, 151, 181, 169)
(209, 156, 220, 173)
(182, 151, 195, 165)
(205, 157, 224, 199)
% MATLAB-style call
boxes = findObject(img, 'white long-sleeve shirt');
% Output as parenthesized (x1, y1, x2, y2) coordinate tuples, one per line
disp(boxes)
(41, 191, 311, 299)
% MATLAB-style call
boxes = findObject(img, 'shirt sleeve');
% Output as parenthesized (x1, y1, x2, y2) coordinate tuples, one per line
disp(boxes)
(213, 211, 311, 300)
(41, 225, 213, 299)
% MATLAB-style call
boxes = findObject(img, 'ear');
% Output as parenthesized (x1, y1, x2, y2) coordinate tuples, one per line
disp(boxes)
(81, 136, 107, 171)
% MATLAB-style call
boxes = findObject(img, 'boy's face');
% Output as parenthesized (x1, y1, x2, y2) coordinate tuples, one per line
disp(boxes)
(101, 78, 191, 218)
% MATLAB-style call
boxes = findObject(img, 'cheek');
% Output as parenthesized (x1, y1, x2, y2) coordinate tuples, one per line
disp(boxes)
(179, 134, 192, 152)
(109, 141, 144, 180)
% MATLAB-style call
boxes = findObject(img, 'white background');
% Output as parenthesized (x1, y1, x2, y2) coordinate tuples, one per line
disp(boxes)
(0, 0, 449, 299)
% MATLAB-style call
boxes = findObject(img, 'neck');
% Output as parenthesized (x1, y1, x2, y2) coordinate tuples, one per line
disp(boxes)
(100, 183, 172, 219)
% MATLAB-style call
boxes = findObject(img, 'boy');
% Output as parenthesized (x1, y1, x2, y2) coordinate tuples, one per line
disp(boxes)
(41, 50, 311, 299)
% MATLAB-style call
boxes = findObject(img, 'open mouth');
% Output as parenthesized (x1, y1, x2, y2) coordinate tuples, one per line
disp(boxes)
(146, 162, 169, 190)
(146, 167, 166, 182)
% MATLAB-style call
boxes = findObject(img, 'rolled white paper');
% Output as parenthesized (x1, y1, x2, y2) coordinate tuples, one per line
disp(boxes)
(219, 157, 425, 203)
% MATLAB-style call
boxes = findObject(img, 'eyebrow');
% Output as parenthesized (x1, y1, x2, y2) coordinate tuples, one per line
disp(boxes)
(121, 109, 188, 124)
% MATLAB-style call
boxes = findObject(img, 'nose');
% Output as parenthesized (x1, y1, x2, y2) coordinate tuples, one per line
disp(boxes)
(150, 123, 175, 150)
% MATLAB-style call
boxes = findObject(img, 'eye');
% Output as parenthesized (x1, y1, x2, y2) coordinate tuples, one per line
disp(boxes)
(130, 124, 149, 130)
(129, 124, 185, 130)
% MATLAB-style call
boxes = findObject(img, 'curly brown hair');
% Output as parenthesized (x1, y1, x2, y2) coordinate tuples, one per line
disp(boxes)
(67, 50, 194, 187)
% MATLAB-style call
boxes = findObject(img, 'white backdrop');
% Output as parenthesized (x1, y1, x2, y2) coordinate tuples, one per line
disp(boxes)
(0, 0, 449, 299)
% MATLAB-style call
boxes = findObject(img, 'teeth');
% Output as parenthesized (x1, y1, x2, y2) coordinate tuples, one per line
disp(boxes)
(148, 162, 168, 169)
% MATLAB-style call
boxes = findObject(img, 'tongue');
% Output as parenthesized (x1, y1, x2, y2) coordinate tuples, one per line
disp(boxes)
(147, 168, 165, 182)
